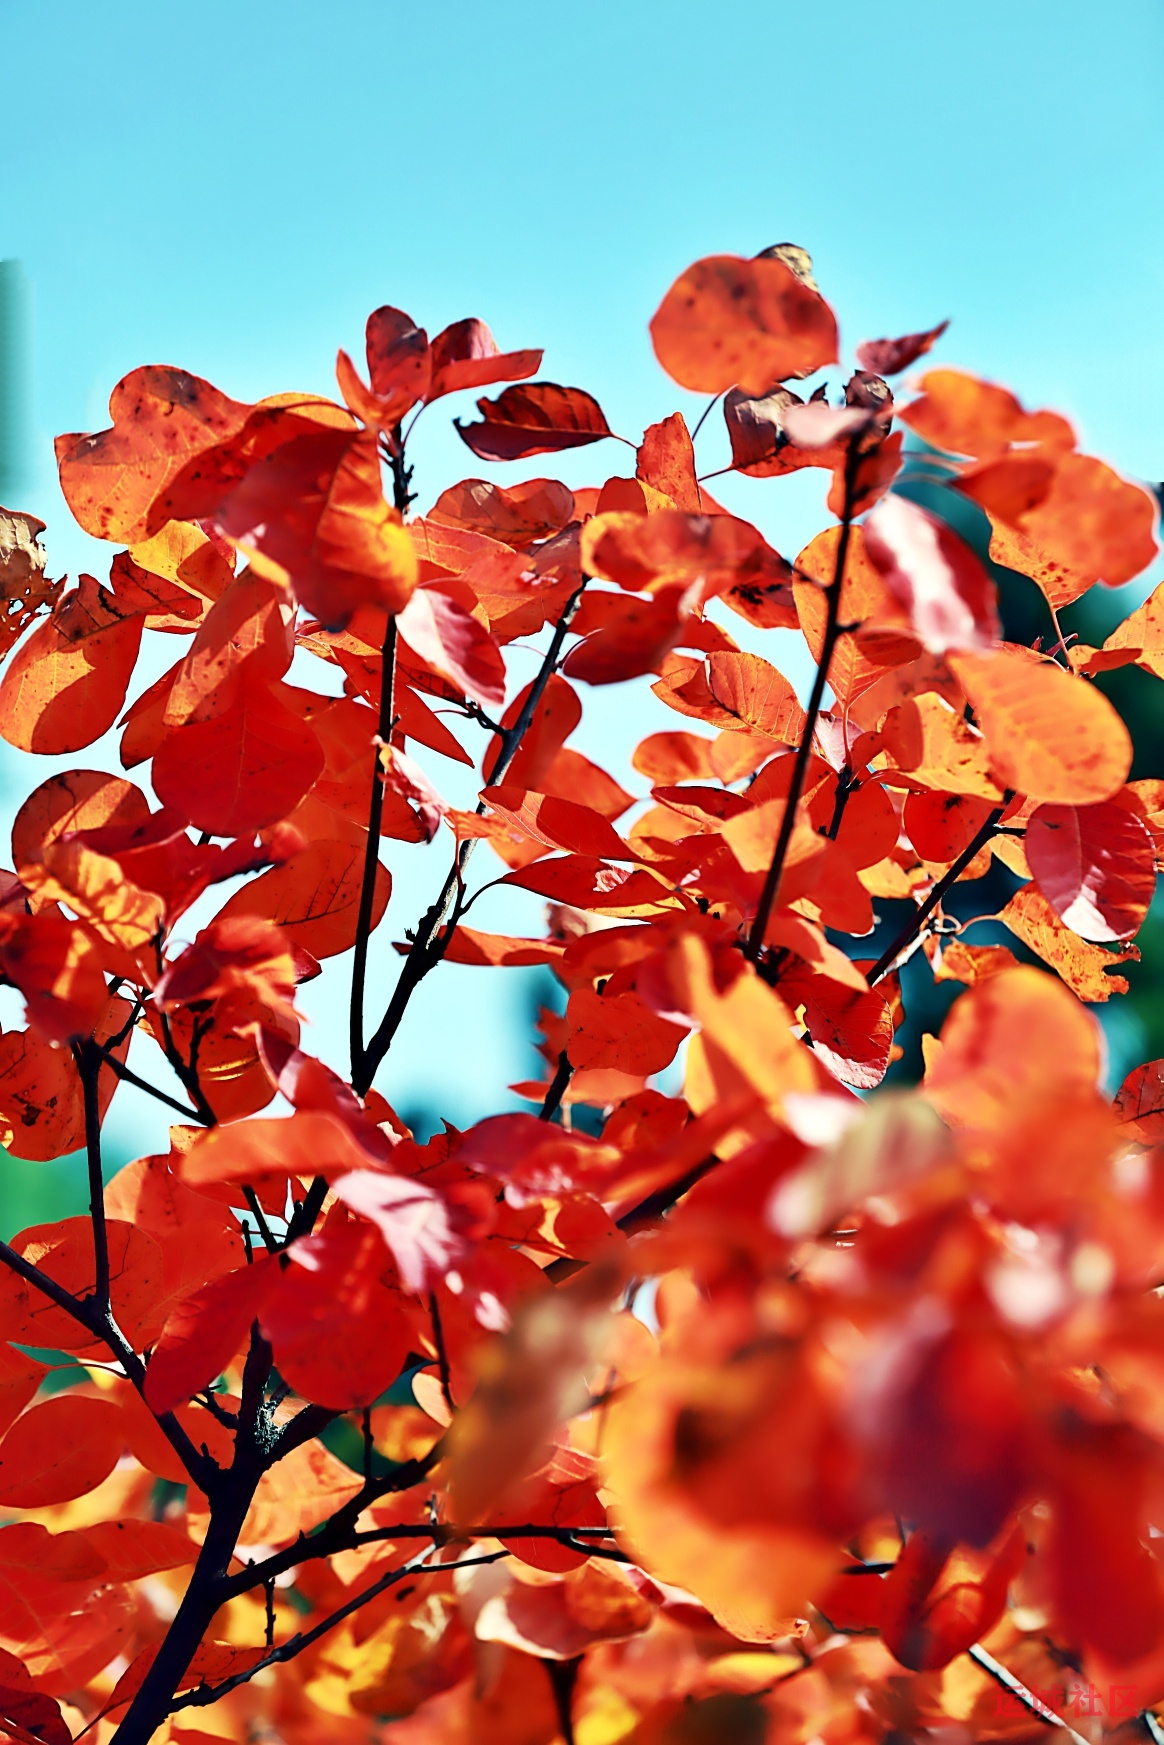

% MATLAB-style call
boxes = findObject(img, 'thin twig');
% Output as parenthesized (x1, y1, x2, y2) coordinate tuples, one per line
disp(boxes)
(428, 1291, 453, 1415)
(93, 1044, 210, 1124)
(157, 1006, 217, 1127)
(966, 1645, 1088, 1741)
(350, 613, 398, 1082)
(76, 1042, 109, 1309)
(241, 1187, 279, 1255)
(866, 799, 1009, 985)
(172, 1549, 511, 1711)
(745, 438, 863, 959)
(354, 580, 586, 1101)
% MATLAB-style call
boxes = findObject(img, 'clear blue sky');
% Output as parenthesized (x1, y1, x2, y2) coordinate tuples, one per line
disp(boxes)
(1, 0, 1162, 1162)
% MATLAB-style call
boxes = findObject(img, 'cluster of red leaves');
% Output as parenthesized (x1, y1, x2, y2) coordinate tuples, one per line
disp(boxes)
(0, 245, 1161, 1744)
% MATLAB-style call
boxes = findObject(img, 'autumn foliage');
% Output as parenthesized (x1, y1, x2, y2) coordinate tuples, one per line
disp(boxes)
(0, 242, 1162, 1743)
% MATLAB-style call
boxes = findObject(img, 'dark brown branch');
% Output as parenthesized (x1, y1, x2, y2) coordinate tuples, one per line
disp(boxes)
(227, 1519, 626, 1601)
(428, 1291, 453, 1414)
(171, 1548, 510, 1713)
(538, 1050, 573, 1122)
(76, 1041, 109, 1308)
(354, 579, 586, 1101)
(746, 438, 863, 959)
(0, 1235, 90, 1323)
(112, 1468, 261, 1744)
(350, 612, 398, 1083)
(241, 1187, 279, 1255)
(93, 1044, 212, 1125)
(866, 799, 1009, 985)
(156, 1007, 217, 1128)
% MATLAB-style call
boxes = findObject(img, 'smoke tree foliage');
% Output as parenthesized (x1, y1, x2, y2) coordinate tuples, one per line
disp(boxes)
(0, 244, 1161, 1742)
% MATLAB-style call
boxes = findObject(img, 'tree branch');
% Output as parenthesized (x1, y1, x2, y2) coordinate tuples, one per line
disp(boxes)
(353, 579, 586, 1101)
(865, 799, 1009, 985)
(538, 1050, 573, 1122)
(76, 1041, 109, 1309)
(171, 1549, 510, 1713)
(156, 1007, 217, 1128)
(746, 438, 862, 960)
(93, 1044, 212, 1125)
(350, 613, 398, 1083)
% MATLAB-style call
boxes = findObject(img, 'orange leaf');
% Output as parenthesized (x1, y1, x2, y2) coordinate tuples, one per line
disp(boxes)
(0, 911, 110, 1043)
(0, 1217, 164, 1354)
(0, 995, 131, 1163)
(1114, 1059, 1164, 1144)
(261, 1218, 416, 1409)
(899, 367, 1074, 461)
(881, 1524, 1026, 1672)
(55, 365, 253, 544)
(581, 507, 789, 603)
(397, 584, 506, 709)
(636, 412, 701, 510)
(855, 321, 949, 377)
(336, 305, 431, 429)
(446, 1260, 621, 1523)
(980, 452, 1157, 595)
(950, 646, 1132, 804)
(144, 1255, 275, 1413)
(998, 883, 1137, 1001)
(425, 317, 542, 403)
(705, 649, 806, 742)
(565, 987, 686, 1076)
(215, 427, 418, 628)
(11, 769, 150, 869)
(162, 571, 293, 726)
(0, 575, 144, 754)
(650, 254, 838, 394)
(924, 964, 1101, 1139)
(180, 1108, 380, 1192)
(478, 786, 633, 862)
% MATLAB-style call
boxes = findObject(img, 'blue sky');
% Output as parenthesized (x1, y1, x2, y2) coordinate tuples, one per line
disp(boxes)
(2, 0, 1163, 1169)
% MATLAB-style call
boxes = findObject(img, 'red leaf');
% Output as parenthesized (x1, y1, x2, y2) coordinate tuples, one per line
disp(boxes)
(0, 575, 145, 754)
(455, 383, 612, 461)
(261, 1219, 415, 1409)
(855, 320, 950, 377)
(152, 682, 325, 836)
(397, 585, 506, 708)
(1025, 799, 1156, 941)
(1115, 1060, 1164, 1144)
(426, 318, 542, 403)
